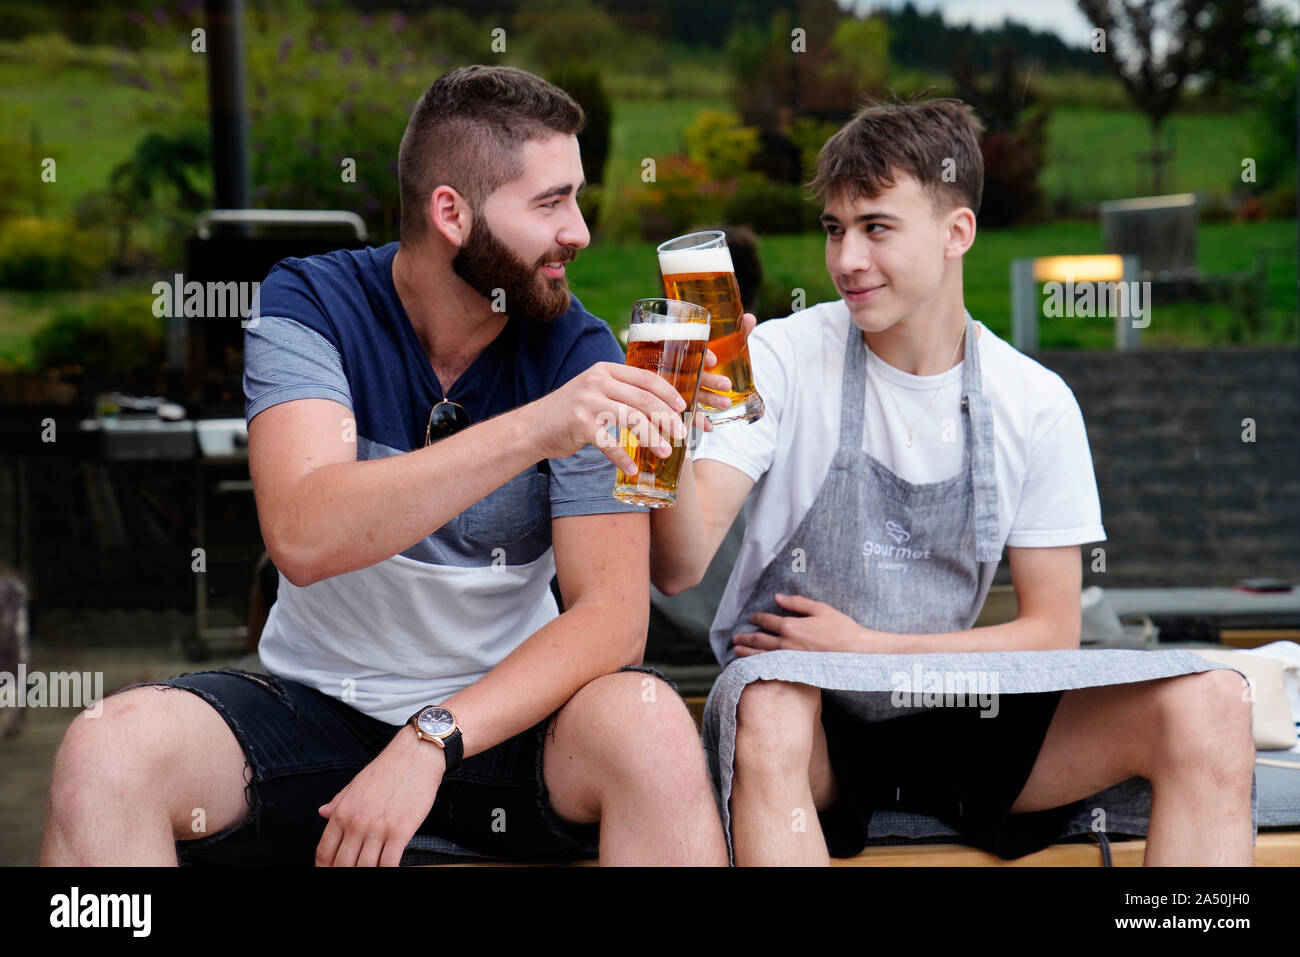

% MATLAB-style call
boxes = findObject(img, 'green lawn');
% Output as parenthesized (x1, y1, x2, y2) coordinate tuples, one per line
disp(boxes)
(570, 218, 1298, 348)
(1043, 107, 1256, 207)
(0, 56, 1267, 223)
(0, 61, 159, 217)
(1, 52, 1292, 358)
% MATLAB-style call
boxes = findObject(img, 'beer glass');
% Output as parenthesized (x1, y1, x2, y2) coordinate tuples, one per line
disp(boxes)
(657, 230, 764, 426)
(612, 298, 710, 508)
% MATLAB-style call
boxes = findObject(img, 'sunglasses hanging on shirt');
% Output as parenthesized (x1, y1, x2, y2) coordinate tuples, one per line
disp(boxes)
(425, 399, 470, 446)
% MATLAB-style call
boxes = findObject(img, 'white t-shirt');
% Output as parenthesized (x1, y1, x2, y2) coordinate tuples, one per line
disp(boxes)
(692, 299, 1107, 664)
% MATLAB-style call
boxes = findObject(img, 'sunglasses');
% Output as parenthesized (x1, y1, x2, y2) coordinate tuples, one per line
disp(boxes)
(425, 399, 470, 446)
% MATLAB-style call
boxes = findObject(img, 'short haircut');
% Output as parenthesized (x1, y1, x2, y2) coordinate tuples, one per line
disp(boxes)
(809, 97, 985, 217)
(397, 65, 585, 243)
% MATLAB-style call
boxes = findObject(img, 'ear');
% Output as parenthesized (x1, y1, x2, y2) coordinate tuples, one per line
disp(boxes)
(427, 185, 472, 248)
(944, 206, 976, 260)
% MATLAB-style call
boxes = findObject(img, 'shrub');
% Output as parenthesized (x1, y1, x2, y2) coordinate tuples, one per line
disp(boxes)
(976, 110, 1050, 229)
(1258, 183, 1297, 221)
(32, 292, 162, 383)
(548, 64, 612, 185)
(681, 110, 760, 181)
(0, 217, 109, 290)
(723, 176, 817, 235)
(787, 116, 840, 184)
(619, 154, 734, 241)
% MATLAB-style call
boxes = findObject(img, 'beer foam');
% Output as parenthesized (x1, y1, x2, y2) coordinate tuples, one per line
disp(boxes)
(627, 321, 710, 343)
(658, 246, 734, 277)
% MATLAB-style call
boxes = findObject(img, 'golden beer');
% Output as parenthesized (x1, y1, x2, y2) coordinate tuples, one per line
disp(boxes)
(613, 301, 710, 508)
(658, 231, 765, 426)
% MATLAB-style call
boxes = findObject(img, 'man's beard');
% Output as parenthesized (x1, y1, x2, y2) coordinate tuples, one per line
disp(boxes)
(451, 213, 573, 325)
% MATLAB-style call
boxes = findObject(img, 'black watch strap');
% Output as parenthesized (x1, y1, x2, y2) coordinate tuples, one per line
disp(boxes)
(441, 728, 463, 774)
(409, 707, 463, 774)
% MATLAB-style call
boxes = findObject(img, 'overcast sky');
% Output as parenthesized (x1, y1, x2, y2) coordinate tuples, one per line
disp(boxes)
(854, 0, 1097, 45)
(852, 0, 1297, 48)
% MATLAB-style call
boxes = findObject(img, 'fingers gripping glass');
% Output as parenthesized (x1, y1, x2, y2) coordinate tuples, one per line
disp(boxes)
(425, 400, 470, 446)
(612, 298, 710, 509)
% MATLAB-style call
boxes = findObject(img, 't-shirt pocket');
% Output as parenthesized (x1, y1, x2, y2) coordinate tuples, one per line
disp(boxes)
(463, 468, 548, 546)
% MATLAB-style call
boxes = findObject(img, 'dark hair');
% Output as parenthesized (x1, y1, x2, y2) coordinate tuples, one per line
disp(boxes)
(398, 65, 585, 243)
(723, 225, 763, 316)
(809, 97, 985, 216)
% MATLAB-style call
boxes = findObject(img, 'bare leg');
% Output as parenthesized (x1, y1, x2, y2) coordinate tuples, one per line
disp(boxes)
(728, 680, 839, 866)
(40, 685, 251, 866)
(542, 671, 728, 865)
(1011, 669, 1256, 866)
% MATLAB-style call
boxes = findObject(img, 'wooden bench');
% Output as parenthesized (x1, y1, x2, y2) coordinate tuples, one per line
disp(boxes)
(431, 834, 1300, 866)
(425, 694, 1300, 866)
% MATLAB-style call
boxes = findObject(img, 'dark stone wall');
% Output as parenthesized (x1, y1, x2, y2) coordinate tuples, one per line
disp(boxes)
(998, 347, 1300, 588)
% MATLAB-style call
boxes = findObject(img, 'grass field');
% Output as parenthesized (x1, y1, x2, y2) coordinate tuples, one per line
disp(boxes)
(1, 59, 1269, 223)
(0, 61, 160, 217)
(1042, 107, 1256, 206)
(0, 48, 1292, 358)
(570, 218, 1298, 348)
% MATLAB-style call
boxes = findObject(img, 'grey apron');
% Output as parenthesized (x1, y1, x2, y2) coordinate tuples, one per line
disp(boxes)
(702, 314, 1256, 857)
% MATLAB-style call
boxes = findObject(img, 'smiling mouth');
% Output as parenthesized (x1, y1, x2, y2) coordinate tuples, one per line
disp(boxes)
(844, 283, 884, 295)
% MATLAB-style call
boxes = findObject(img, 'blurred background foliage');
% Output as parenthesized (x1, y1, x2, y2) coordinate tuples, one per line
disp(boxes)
(0, 0, 1294, 367)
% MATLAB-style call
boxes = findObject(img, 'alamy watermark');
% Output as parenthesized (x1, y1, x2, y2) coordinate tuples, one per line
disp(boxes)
(49, 887, 150, 937)
(0, 666, 103, 716)
(890, 664, 1000, 717)
(1042, 279, 1151, 328)
(152, 273, 262, 328)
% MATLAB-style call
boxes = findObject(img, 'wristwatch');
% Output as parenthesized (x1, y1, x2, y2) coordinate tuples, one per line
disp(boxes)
(408, 705, 463, 774)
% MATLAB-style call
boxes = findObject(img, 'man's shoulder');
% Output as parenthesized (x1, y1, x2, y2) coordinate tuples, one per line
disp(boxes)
(255, 243, 395, 340)
(263, 242, 391, 293)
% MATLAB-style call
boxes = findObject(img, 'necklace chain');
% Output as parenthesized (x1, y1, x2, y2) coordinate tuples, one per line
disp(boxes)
(874, 325, 965, 449)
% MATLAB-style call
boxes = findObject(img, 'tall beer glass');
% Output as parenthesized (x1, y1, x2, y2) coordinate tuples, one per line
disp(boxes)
(657, 229, 764, 426)
(612, 299, 710, 508)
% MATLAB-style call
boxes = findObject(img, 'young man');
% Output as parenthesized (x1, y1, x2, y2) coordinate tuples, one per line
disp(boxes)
(651, 99, 1255, 866)
(41, 65, 728, 867)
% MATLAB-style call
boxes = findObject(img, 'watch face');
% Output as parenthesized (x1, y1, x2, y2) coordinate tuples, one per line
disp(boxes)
(417, 707, 455, 737)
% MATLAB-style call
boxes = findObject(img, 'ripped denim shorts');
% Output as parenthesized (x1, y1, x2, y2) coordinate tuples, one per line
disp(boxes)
(130, 663, 682, 866)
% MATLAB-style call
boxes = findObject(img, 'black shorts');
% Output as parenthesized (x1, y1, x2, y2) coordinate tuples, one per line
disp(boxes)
(817, 690, 1085, 860)
(133, 664, 681, 866)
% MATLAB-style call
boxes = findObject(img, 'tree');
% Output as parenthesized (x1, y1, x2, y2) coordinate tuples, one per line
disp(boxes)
(1077, 0, 1266, 192)
(953, 45, 1051, 227)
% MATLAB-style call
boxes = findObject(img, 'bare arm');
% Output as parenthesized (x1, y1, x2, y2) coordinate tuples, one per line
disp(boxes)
(736, 545, 1084, 656)
(888, 544, 1083, 652)
(250, 360, 690, 586)
(436, 510, 651, 756)
(650, 457, 754, 595)
(250, 398, 539, 586)
(649, 313, 759, 595)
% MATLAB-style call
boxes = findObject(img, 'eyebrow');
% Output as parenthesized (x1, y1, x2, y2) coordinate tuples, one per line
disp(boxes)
(530, 178, 587, 203)
(819, 211, 902, 224)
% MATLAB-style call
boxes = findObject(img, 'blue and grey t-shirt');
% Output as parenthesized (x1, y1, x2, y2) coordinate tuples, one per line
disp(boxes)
(243, 241, 644, 724)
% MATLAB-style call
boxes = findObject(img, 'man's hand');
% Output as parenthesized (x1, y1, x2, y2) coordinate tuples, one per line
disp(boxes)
(732, 592, 880, 656)
(692, 313, 757, 433)
(315, 726, 446, 867)
(527, 361, 690, 475)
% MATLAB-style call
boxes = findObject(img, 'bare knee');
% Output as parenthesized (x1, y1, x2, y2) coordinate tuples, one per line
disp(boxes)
(48, 687, 172, 825)
(48, 684, 249, 838)
(734, 680, 821, 777)
(1148, 669, 1254, 784)
(555, 671, 703, 783)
